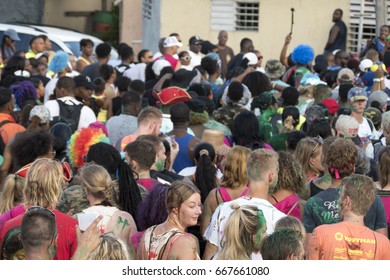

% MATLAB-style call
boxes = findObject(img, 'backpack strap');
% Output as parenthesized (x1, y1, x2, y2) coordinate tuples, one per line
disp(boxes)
(287, 200, 300, 216)
(56, 99, 84, 132)
(156, 230, 182, 260)
(215, 188, 220, 205)
(0, 120, 11, 128)
(366, 117, 375, 134)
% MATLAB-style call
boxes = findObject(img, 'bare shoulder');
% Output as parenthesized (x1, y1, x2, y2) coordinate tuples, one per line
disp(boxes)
(168, 233, 199, 260)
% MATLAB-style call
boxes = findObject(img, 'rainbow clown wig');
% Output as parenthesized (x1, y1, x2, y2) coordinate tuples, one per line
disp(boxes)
(67, 127, 110, 169)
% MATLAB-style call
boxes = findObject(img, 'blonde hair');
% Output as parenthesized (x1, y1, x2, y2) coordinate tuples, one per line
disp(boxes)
(294, 137, 322, 177)
(88, 233, 130, 260)
(275, 216, 306, 240)
(166, 180, 200, 214)
(246, 149, 279, 182)
(23, 158, 63, 209)
(0, 175, 25, 214)
(79, 164, 115, 206)
(273, 151, 305, 194)
(137, 107, 162, 126)
(215, 204, 266, 260)
(340, 174, 376, 215)
(221, 146, 251, 189)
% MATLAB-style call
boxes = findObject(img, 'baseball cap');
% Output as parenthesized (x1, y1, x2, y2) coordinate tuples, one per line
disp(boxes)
(243, 52, 258, 66)
(294, 67, 310, 78)
(152, 59, 171, 76)
(189, 35, 203, 45)
(364, 107, 382, 127)
(348, 87, 368, 102)
(200, 41, 218, 55)
(4, 29, 20, 41)
(368, 90, 388, 108)
(163, 36, 183, 48)
(337, 68, 354, 82)
(335, 115, 359, 138)
(73, 75, 93, 90)
(305, 105, 328, 126)
(361, 72, 375, 92)
(300, 73, 327, 86)
(29, 105, 51, 124)
(359, 59, 373, 72)
(35, 51, 50, 60)
(321, 98, 339, 116)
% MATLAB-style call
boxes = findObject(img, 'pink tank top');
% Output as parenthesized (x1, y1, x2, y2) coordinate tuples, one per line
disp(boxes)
(217, 187, 248, 204)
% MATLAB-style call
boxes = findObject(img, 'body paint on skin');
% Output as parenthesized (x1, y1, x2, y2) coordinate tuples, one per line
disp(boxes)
(155, 159, 165, 172)
(114, 216, 130, 234)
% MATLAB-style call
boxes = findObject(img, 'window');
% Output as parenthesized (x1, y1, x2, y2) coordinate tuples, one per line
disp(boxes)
(349, 0, 390, 54)
(211, 0, 260, 31)
(236, 2, 259, 31)
(143, 0, 152, 20)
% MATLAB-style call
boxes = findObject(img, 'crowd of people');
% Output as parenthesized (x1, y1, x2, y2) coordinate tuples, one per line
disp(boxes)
(0, 7, 390, 260)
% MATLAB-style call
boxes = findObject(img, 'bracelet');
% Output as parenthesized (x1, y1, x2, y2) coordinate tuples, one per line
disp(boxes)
(272, 83, 276, 89)
(373, 77, 384, 82)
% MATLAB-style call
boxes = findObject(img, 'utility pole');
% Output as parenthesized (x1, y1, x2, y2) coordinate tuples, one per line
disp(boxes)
(376, 0, 387, 30)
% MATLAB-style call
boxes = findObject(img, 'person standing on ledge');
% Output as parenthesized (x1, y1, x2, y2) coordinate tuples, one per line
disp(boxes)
(325, 9, 347, 53)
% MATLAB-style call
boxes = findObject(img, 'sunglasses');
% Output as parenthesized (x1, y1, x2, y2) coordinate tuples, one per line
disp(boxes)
(26, 206, 57, 240)
(15, 159, 73, 182)
(311, 135, 324, 155)
(180, 56, 191, 61)
(27, 205, 55, 217)
(258, 56, 263, 60)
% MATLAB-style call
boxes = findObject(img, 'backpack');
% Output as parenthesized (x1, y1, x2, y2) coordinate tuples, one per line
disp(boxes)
(53, 100, 84, 133)
(115, 63, 131, 77)
(0, 120, 11, 156)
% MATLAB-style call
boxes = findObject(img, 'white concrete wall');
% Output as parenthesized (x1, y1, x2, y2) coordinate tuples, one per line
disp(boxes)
(158, 0, 349, 63)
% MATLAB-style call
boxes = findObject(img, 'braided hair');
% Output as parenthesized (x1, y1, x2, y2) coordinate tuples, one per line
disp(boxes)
(85, 142, 142, 223)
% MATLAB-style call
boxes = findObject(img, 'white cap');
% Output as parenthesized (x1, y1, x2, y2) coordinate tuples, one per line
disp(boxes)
(243, 52, 258, 66)
(359, 59, 373, 72)
(152, 59, 171, 76)
(163, 36, 183, 48)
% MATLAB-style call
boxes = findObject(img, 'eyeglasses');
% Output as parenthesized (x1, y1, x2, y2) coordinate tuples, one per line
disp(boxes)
(148, 56, 153, 59)
(180, 56, 191, 61)
(311, 135, 324, 155)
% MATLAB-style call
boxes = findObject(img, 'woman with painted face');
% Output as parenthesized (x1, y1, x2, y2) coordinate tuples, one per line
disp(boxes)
(78, 163, 137, 257)
(137, 180, 202, 260)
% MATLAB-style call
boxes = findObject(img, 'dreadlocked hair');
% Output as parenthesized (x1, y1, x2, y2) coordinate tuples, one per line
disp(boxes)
(85, 142, 142, 226)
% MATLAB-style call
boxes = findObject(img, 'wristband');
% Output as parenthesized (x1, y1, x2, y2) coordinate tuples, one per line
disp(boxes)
(373, 77, 384, 82)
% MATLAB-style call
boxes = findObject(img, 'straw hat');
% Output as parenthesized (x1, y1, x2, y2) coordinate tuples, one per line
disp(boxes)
(201, 129, 230, 157)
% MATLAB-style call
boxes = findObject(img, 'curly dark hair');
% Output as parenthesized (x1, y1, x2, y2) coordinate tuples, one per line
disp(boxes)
(272, 151, 305, 194)
(325, 138, 357, 179)
(11, 130, 53, 171)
